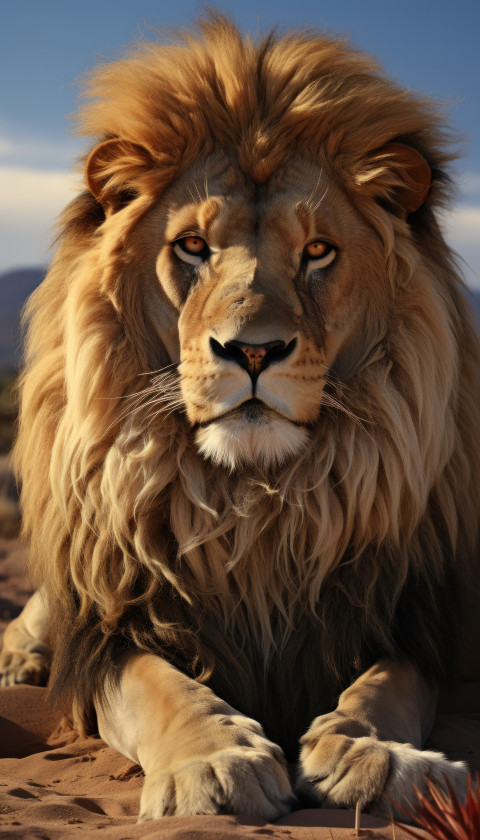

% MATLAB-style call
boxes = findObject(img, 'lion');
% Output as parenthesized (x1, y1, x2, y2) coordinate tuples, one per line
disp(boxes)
(1, 14, 479, 824)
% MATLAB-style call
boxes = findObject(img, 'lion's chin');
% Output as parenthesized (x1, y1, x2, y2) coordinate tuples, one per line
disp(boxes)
(194, 412, 310, 471)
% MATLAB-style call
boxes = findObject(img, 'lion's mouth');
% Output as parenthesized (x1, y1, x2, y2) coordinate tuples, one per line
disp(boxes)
(196, 398, 266, 429)
(195, 398, 307, 429)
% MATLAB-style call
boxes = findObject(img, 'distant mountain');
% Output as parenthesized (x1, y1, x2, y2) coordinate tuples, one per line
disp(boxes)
(0, 268, 45, 371)
(0, 266, 479, 374)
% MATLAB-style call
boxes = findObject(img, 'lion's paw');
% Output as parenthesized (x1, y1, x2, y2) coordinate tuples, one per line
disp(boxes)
(0, 644, 50, 687)
(298, 728, 467, 818)
(374, 742, 468, 818)
(139, 744, 294, 822)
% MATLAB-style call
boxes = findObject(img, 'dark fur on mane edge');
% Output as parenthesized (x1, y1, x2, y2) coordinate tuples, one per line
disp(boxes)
(14, 15, 480, 755)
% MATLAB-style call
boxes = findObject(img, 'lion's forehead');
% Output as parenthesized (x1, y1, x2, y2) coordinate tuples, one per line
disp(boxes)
(163, 154, 355, 254)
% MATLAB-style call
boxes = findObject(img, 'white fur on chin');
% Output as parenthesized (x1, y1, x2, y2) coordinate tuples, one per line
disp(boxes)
(195, 414, 310, 471)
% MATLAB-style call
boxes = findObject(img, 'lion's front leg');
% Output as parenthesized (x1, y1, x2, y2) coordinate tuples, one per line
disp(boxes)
(96, 653, 294, 822)
(297, 659, 467, 816)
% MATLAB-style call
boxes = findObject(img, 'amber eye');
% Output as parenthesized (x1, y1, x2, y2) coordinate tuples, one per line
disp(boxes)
(183, 236, 207, 254)
(173, 235, 210, 266)
(304, 240, 337, 268)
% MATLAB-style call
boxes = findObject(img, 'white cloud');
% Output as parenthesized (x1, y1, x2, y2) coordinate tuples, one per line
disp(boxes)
(442, 205, 480, 288)
(0, 125, 84, 171)
(458, 173, 480, 204)
(0, 138, 15, 157)
(0, 166, 80, 271)
(0, 166, 80, 216)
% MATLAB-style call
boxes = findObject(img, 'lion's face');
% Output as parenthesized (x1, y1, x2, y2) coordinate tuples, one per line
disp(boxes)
(138, 152, 387, 470)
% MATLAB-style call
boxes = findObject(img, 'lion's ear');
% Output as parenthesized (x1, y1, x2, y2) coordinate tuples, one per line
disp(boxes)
(86, 139, 154, 213)
(355, 143, 431, 218)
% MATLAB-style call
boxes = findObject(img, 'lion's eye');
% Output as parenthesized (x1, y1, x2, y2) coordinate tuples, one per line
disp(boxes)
(304, 240, 336, 269)
(173, 235, 210, 266)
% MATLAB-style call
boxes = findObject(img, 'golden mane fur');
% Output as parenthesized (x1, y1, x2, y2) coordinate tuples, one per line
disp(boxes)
(14, 14, 480, 745)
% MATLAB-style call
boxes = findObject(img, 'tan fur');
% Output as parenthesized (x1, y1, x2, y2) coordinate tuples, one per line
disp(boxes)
(2, 13, 479, 821)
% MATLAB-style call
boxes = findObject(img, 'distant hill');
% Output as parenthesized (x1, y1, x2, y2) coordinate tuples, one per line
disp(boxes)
(0, 265, 479, 374)
(0, 268, 45, 371)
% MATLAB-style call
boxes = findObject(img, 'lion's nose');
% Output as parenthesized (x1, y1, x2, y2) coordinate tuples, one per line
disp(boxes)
(210, 337, 297, 380)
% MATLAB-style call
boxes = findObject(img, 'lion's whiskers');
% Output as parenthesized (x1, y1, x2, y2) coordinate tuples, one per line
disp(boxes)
(322, 390, 370, 426)
(99, 367, 183, 434)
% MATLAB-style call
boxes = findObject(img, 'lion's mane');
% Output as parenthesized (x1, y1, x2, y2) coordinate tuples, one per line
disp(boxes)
(15, 15, 480, 750)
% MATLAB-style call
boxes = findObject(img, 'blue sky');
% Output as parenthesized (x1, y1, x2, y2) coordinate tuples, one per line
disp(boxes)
(1, 0, 479, 284)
